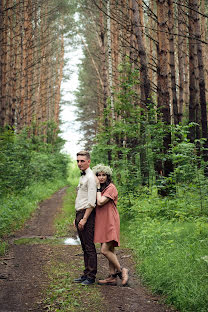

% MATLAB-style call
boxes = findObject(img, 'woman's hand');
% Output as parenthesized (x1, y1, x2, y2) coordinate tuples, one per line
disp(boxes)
(95, 176, 100, 188)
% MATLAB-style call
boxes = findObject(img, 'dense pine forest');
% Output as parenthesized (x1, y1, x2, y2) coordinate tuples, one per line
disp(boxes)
(0, 0, 76, 248)
(0, 1, 208, 311)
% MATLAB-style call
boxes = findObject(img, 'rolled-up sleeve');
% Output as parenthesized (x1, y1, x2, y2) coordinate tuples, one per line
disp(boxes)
(86, 175, 97, 208)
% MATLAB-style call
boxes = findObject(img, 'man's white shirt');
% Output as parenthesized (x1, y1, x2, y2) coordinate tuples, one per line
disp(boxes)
(75, 167, 97, 211)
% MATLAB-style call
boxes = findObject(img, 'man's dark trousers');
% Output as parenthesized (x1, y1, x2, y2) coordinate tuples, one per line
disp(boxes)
(75, 209, 97, 280)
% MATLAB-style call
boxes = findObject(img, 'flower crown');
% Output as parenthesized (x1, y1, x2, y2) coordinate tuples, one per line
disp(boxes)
(92, 164, 113, 177)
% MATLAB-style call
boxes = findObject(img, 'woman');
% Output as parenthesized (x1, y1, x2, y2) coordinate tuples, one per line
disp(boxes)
(92, 164, 129, 286)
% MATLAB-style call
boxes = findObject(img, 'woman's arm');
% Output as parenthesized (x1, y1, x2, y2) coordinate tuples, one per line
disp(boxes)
(96, 192, 110, 206)
(95, 176, 110, 206)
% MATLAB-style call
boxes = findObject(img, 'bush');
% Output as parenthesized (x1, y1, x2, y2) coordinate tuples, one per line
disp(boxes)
(123, 218, 208, 312)
(0, 128, 69, 197)
(119, 186, 208, 312)
(0, 179, 67, 238)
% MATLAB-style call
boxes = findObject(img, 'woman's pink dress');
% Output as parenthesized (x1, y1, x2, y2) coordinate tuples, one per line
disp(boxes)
(94, 183, 120, 246)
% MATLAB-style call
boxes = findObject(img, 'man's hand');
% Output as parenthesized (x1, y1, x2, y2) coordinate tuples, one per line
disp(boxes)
(78, 218, 87, 231)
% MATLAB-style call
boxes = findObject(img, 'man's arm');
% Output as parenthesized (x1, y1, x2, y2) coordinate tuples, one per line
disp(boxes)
(78, 207, 93, 230)
(78, 174, 96, 230)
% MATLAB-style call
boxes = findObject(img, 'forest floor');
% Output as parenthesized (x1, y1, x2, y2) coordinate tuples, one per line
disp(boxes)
(0, 188, 178, 312)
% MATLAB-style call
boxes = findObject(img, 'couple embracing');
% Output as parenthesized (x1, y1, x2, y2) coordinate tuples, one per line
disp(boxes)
(73, 151, 129, 286)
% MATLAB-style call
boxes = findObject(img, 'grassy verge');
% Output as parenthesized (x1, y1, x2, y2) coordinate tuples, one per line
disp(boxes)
(0, 179, 67, 253)
(54, 185, 77, 237)
(119, 190, 208, 312)
(55, 161, 79, 237)
(43, 250, 105, 312)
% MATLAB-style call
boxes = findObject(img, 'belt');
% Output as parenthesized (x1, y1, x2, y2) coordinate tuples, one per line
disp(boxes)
(76, 208, 86, 214)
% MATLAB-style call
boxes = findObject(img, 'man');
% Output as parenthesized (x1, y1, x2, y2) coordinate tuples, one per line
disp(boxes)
(74, 151, 97, 285)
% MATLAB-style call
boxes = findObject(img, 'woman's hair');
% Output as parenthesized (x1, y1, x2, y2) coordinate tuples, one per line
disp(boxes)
(97, 173, 112, 191)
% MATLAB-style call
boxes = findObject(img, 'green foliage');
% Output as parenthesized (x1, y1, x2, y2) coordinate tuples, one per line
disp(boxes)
(75, 45, 208, 312)
(119, 186, 208, 312)
(55, 161, 80, 236)
(122, 217, 208, 312)
(74, 42, 99, 148)
(89, 60, 208, 199)
(55, 186, 77, 236)
(67, 160, 80, 186)
(44, 257, 104, 312)
(0, 179, 67, 238)
(0, 240, 8, 256)
(0, 130, 32, 195)
(0, 125, 70, 240)
(0, 127, 69, 197)
(91, 61, 171, 193)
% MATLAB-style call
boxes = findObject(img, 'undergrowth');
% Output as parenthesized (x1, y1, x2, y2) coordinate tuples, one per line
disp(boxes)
(0, 179, 67, 241)
(43, 251, 105, 312)
(119, 187, 208, 312)
(55, 161, 79, 237)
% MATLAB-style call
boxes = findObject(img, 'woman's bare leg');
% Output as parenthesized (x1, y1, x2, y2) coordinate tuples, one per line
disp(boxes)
(101, 242, 121, 274)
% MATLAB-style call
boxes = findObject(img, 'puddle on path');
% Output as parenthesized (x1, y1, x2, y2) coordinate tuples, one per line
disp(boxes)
(64, 236, 80, 245)
(14, 236, 81, 246)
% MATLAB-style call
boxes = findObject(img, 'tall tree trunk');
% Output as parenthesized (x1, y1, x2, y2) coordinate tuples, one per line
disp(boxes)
(0, 0, 8, 128)
(157, 0, 170, 125)
(148, 0, 155, 88)
(0, 0, 3, 128)
(168, 0, 179, 125)
(99, 1, 108, 122)
(188, 0, 200, 142)
(200, 0, 208, 103)
(106, 0, 114, 121)
(54, 33, 64, 128)
(19, 0, 29, 129)
(111, 2, 119, 89)
(15, 0, 23, 131)
(192, 0, 208, 164)
(132, 0, 153, 185)
(38, 2, 48, 136)
(177, 1, 186, 122)
(157, 0, 172, 178)
(26, 0, 34, 128)
(132, 0, 151, 108)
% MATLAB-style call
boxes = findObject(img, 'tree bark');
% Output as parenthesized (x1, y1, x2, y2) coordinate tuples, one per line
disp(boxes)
(168, 0, 179, 125)
(188, 0, 200, 142)
(157, 0, 172, 177)
(177, 1, 186, 122)
(106, 0, 115, 121)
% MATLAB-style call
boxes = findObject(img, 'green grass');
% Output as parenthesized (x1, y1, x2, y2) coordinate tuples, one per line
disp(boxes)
(55, 185, 77, 237)
(0, 240, 8, 256)
(0, 179, 67, 239)
(120, 200, 208, 312)
(55, 162, 79, 237)
(13, 237, 70, 245)
(43, 254, 105, 312)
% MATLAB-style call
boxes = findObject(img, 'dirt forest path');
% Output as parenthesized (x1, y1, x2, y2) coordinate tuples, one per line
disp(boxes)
(0, 188, 177, 312)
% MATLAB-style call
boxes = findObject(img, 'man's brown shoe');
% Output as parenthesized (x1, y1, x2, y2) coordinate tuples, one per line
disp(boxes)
(98, 275, 117, 286)
(121, 268, 129, 286)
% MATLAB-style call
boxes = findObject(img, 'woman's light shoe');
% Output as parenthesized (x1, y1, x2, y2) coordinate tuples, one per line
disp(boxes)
(98, 274, 117, 286)
(121, 268, 129, 286)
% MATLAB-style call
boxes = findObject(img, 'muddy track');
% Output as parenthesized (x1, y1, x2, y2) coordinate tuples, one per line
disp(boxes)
(0, 188, 177, 312)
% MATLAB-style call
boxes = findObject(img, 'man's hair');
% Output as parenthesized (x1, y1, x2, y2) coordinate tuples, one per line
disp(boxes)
(76, 150, 90, 159)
